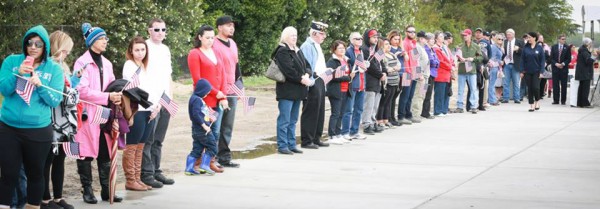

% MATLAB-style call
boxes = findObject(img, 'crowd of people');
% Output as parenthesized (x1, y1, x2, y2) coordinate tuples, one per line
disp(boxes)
(0, 15, 598, 209)
(273, 22, 598, 153)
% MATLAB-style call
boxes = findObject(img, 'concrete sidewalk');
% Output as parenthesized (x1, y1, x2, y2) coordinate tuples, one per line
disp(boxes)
(72, 98, 600, 209)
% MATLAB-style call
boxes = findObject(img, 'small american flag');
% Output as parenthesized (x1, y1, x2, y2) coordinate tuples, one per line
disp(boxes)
(373, 49, 385, 62)
(206, 107, 219, 122)
(318, 70, 334, 85)
(159, 92, 179, 117)
(335, 65, 347, 78)
(355, 54, 367, 70)
(91, 106, 111, 125)
(244, 97, 256, 114)
(124, 67, 141, 90)
(63, 141, 84, 160)
(401, 72, 412, 87)
(16, 76, 35, 105)
(229, 80, 251, 111)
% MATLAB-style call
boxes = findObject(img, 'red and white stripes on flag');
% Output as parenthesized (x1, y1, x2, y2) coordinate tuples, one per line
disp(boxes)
(16, 76, 35, 105)
(159, 92, 179, 117)
(373, 49, 385, 62)
(244, 97, 256, 113)
(124, 67, 141, 90)
(334, 65, 347, 78)
(63, 141, 84, 160)
(318, 69, 333, 85)
(90, 106, 111, 125)
(207, 107, 219, 122)
(355, 54, 367, 70)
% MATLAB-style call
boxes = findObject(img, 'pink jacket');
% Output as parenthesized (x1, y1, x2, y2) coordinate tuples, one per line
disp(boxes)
(74, 51, 116, 158)
(213, 38, 238, 94)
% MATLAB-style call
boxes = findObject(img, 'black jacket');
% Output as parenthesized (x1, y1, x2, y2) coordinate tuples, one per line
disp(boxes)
(550, 44, 571, 73)
(361, 29, 387, 92)
(325, 56, 351, 99)
(274, 43, 310, 101)
(502, 38, 525, 71)
(575, 46, 595, 81)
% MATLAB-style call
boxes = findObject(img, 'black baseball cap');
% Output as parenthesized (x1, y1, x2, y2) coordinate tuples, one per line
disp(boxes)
(416, 31, 426, 38)
(216, 15, 235, 26)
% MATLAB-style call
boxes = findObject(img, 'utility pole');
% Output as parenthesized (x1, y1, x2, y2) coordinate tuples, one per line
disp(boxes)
(582, 5, 586, 42)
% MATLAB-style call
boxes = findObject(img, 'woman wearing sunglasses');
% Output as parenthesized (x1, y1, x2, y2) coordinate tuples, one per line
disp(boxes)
(0, 25, 65, 209)
(488, 33, 505, 106)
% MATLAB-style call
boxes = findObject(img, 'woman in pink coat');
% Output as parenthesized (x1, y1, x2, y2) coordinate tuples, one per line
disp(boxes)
(74, 23, 123, 204)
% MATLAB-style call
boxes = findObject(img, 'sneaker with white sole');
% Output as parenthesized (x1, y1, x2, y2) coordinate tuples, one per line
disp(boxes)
(351, 133, 367, 140)
(328, 137, 345, 145)
(342, 134, 353, 140)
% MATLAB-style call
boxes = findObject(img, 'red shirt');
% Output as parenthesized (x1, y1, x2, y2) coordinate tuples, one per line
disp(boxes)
(187, 48, 227, 108)
(340, 58, 349, 92)
(403, 38, 417, 75)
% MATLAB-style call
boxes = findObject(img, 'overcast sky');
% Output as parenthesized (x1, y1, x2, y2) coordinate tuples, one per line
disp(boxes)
(568, 0, 600, 32)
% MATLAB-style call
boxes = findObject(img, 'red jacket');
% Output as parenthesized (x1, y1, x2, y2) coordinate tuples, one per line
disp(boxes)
(187, 48, 227, 108)
(434, 45, 452, 83)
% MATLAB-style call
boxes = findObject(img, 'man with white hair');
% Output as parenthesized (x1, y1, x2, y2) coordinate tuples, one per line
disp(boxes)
(501, 28, 525, 103)
(342, 32, 368, 140)
(300, 21, 330, 149)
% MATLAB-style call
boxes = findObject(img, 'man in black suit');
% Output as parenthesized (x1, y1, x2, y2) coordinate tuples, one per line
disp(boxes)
(500, 28, 525, 103)
(550, 34, 571, 105)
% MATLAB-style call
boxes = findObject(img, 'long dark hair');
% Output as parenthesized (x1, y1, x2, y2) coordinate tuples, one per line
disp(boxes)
(193, 25, 214, 48)
(126, 36, 149, 68)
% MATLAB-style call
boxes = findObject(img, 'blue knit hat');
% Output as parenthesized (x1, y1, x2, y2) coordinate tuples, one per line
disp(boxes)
(82, 23, 107, 48)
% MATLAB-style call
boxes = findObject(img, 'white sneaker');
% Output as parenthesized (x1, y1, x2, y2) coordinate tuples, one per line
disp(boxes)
(329, 137, 344, 145)
(351, 133, 367, 140)
(339, 137, 351, 143)
(342, 134, 353, 140)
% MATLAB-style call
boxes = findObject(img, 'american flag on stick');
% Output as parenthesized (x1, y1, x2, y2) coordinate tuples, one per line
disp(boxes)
(63, 141, 84, 160)
(335, 65, 347, 78)
(228, 80, 252, 112)
(318, 70, 333, 85)
(159, 92, 179, 118)
(90, 106, 111, 125)
(16, 76, 35, 105)
(373, 49, 385, 62)
(355, 54, 367, 70)
(206, 107, 219, 122)
(124, 67, 141, 90)
(244, 97, 256, 114)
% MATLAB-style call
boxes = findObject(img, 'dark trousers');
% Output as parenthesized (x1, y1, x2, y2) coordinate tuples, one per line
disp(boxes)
(218, 96, 237, 163)
(540, 78, 547, 97)
(127, 111, 156, 145)
(552, 70, 568, 104)
(190, 126, 217, 158)
(397, 84, 412, 120)
(524, 73, 541, 104)
(301, 79, 326, 145)
(390, 85, 401, 122)
(577, 79, 591, 107)
(0, 122, 53, 206)
(142, 108, 170, 179)
(328, 92, 349, 136)
(376, 85, 397, 120)
(43, 146, 66, 200)
(421, 76, 435, 117)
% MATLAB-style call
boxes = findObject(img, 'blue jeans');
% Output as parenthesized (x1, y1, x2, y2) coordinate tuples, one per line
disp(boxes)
(328, 93, 348, 137)
(433, 82, 448, 115)
(342, 90, 364, 135)
(458, 74, 478, 109)
(488, 67, 499, 104)
(190, 126, 217, 158)
(406, 80, 418, 119)
(397, 85, 412, 120)
(276, 99, 301, 151)
(126, 111, 157, 144)
(502, 64, 521, 101)
(11, 166, 26, 209)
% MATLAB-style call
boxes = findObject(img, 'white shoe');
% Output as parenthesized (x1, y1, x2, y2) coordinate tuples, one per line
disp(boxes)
(342, 134, 353, 140)
(329, 137, 344, 145)
(351, 133, 367, 140)
(340, 137, 351, 143)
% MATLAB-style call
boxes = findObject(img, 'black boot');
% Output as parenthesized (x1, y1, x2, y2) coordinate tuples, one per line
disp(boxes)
(77, 159, 97, 204)
(98, 160, 123, 203)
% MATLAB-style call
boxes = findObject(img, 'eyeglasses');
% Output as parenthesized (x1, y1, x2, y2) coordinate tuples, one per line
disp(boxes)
(27, 40, 44, 48)
(153, 28, 167, 32)
(407, 31, 416, 34)
(353, 38, 363, 41)
(560, 39, 566, 41)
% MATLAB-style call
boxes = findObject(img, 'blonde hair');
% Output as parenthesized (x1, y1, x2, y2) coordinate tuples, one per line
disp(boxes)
(279, 26, 298, 49)
(49, 31, 74, 74)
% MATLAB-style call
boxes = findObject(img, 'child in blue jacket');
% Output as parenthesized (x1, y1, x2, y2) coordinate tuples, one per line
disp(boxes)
(186, 79, 218, 175)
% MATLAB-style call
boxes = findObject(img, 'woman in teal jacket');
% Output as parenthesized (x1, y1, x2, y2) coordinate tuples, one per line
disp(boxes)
(0, 25, 64, 208)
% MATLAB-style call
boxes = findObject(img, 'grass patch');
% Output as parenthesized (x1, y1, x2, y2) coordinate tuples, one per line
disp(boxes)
(243, 75, 274, 88)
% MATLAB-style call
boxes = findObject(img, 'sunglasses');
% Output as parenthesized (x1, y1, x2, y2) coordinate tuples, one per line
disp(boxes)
(407, 31, 416, 34)
(353, 38, 363, 41)
(27, 40, 44, 48)
(152, 28, 167, 32)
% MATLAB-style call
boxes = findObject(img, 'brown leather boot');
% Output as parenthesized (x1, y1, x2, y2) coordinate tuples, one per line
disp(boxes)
(123, 145, 147, 191)
(135, 144, 152, 190)
(193, 157, 201, 172)
(210, 157, 224, 173)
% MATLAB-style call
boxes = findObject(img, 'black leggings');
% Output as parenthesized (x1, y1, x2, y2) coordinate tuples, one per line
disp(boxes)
(524, 73, 541, 104)
(43, 145, 66, 200)
(0, 122, 53, 206)
(376, 85, 398, 120)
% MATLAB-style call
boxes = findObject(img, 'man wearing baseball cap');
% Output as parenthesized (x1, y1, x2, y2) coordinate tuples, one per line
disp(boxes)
(455, 28, 483, 114)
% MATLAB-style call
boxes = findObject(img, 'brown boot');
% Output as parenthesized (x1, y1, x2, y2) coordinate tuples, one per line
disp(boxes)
(210, 157, 224, 173)
(123, 145, 147, 191)
(135, 144, 152, 190)
(193, 157, 201, 172)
